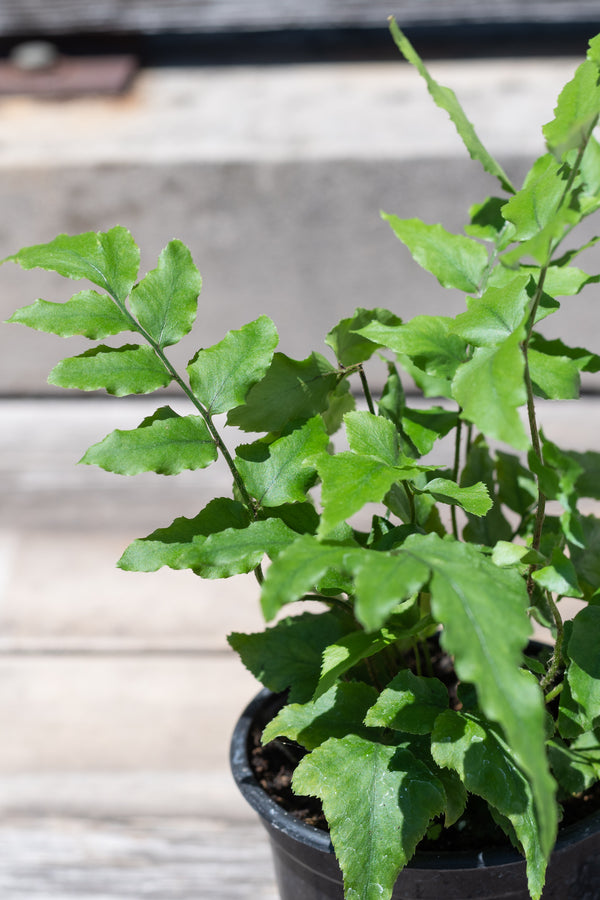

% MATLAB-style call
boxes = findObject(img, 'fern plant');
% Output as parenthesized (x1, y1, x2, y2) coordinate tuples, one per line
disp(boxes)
(5, 21, 600, 900)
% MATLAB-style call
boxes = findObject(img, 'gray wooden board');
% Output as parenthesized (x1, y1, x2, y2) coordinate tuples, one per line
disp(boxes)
(1, 0, 599, 36)
(0, 816, 278, 898)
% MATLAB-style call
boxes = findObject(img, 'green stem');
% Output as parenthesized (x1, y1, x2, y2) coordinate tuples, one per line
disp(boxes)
(110, 298, 256, 512)
(451, 415, 463, 540)
(359, 365, 376, 415)
(544, 681, 563, 705)
(540, 592, 565, 691)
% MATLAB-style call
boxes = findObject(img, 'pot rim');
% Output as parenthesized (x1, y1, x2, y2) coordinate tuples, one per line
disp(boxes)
(230, 687, 600, 872)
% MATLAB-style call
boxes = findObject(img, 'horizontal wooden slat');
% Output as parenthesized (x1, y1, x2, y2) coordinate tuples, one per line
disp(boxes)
(1, 0, 599, 37)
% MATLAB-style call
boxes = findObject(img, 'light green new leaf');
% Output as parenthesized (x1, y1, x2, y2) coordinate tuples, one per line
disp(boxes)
(389, 20, 515, 193)
(416, 477, 492, 517)
(129, 240, 201, 348)
(316, 452, 431, 537)
(344, 410, 399, 465)
(182, 518, 298, 578)
(543, 57, 600, 158)
(118, 498, 251, 572)
(528, 349, 581, 400)
(80, 407, 217, 475)
(452, 332, 529, 449)
(402, 533, 557, 861)
(5, 227, 140, 303)
(228, 611, 348, 703)
(566, 605, 600, 729)
(259, 535, 354, 620)
(401, 407, 458, 457)
(7, 290, 132, 339)
(502, 155, 569, 241)
(531, 548, 583, 598)
(227, 352, 339, 433)
(529, 332, 600, 374)
(325, 306, 402, 366)
(357, 315, 467, 383)
(432, 711, 550, 900)
(188, 316, 278, 414)
(235, 416, 329, 507)
(450, 276, 530, 347)
(365, 671, 448, 734)
(48, 344, 171, 396)
(383, 215, 489, 293)
(347, 549, 428, 632)
(317, 629, 403, 697)
(294, 734, 445, 900)
(262, 682, 378, 749)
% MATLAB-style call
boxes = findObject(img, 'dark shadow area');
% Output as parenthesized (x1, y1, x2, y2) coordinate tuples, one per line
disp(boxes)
(0, 21, 600, 67)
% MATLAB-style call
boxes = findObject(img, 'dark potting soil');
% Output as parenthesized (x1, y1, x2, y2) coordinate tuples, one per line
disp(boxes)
(250, 643, 600, 854)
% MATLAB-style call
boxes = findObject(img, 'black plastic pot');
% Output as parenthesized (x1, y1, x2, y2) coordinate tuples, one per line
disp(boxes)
(230, 688, 600, 900)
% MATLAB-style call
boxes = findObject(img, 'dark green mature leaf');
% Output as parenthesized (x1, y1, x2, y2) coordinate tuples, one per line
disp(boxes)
(452, 332, 529, 449)
(548, 732, 600, 795)
(325, 307, 401, 366)
(389, 20, 515, 193)
(5, 227, 140, 303)
(48, 344, 171, 395)
(383, 215, 489, 293)
(450, 276, 530, 347)
(461, 438, 512, 547)
(465, 197, 509, 242)
(7, 290, 132, 339)
(568, 515, 600, 599)
(118, 498, 251, 572)
(432, 711, 550, 900)
(402, 533, 557, 860)
(187, 316, 279, 414)
(228, 611, 349, 703)
(365, 671, 448, 734)
(566, 605, 600, 730)
(262, 681, 379, 749)
(293, 734, 445, 900)
(129, 240, 201, 348)
(80, 407, 217, 475)
(496, 451, 537, 516)
(235, 417, 329, 507)
(543, 56, 600, 158)
(227, 352, 339, 433)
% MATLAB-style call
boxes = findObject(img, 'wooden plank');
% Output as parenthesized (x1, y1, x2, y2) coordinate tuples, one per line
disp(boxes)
(0, 816, 279, 899)
(1, 0, 599, 36)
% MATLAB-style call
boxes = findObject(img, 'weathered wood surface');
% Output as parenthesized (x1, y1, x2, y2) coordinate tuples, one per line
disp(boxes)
(1, 0, 599, 36)
(0, 817, 278, 899)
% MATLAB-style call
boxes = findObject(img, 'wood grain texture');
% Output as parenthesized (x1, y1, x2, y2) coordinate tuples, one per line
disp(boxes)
(1, 0, 599, 36)
(0, 817, 279, 898)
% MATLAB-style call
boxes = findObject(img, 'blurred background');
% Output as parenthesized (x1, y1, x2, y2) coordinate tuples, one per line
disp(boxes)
(1, 2, 600, 897)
